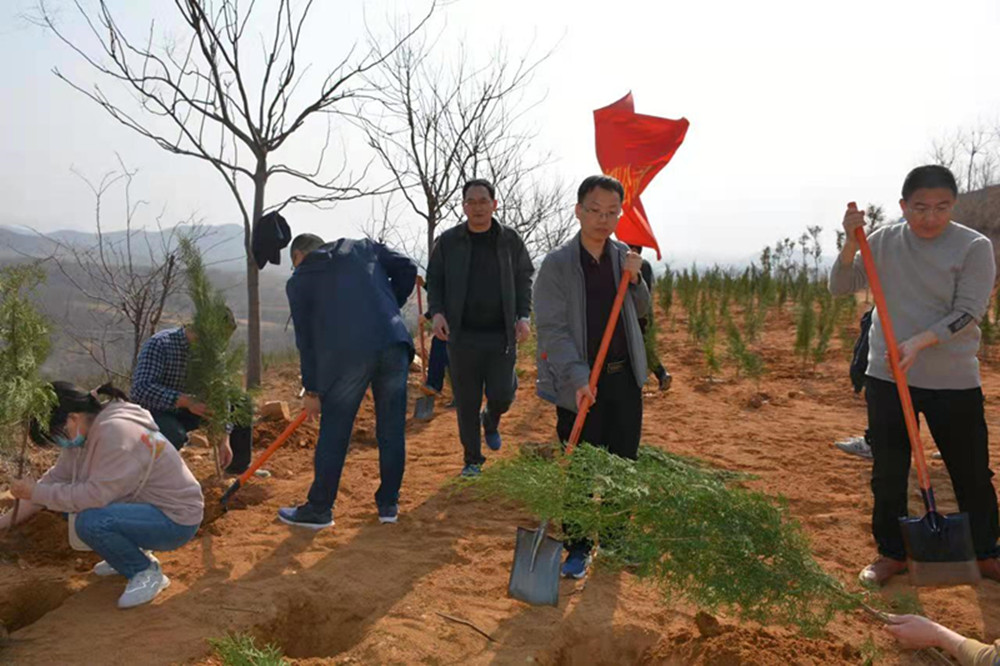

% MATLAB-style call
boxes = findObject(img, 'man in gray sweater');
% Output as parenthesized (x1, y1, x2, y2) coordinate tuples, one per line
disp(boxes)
(534, 174, 649, 579)
(830, 165, 999, 585)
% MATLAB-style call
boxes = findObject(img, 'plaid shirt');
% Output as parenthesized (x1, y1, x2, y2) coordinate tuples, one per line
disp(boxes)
(131, 327, 190, 412)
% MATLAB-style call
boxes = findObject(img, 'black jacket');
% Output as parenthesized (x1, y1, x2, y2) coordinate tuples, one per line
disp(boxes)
(426, 219, 534, 348)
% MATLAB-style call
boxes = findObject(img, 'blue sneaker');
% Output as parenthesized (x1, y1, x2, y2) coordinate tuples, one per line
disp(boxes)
(378, 504, 399, 524)
(460, 464, 482, 478)
(482, 411, 502, 451)
(277, 504, 334, 530)
(561, 551, 592, 579)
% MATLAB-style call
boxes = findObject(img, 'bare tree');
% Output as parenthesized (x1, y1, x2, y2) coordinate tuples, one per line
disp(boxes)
(34, 0, 434, 388)
(929, 122, 1000, 193)
(39, 158, 205, 382)
(499, 176, 575, 260)
(359, 29, 552, 259)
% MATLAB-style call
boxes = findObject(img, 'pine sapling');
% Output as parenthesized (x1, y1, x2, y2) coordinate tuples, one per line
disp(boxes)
(657, 266, 674, 319)
(812, 289, 841, 368)
(178, 238, 251, 477)
(794, 286, 816, 370)
(0, 265, 57, 533)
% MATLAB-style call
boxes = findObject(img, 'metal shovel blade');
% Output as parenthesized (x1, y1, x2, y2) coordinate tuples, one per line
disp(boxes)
(414, 394, 435, 421)
(900, 511, 980, 586)
(508, 521, 564, 606)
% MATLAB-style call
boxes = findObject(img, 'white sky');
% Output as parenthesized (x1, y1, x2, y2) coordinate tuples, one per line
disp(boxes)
(3, 0, 1000, 267)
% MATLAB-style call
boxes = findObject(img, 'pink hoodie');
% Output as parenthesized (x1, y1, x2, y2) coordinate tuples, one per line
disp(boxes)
(31, 401, 204, 526)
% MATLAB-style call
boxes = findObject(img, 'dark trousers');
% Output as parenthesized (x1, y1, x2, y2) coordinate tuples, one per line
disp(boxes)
(152, 406, 253, 474)
(426, 336, 449, 393)
(306, 343, 409, 512)
(866, 377, 999, 560)
(556, 362, 643, 555)
(448, 339, 517, 466)
(152, 409, 202, 450)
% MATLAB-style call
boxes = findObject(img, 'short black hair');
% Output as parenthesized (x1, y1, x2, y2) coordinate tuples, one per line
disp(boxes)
(902, 165, 958, 201)
(577, 175, 625, 204)
(462, 179, 496, 200)
(290, 233, 325, 256)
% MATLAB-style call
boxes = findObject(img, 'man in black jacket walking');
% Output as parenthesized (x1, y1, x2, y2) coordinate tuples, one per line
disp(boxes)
(426, 179, 534, 477)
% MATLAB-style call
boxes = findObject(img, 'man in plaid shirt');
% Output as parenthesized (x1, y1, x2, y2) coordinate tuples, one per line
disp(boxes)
(131, 322, 234, 469)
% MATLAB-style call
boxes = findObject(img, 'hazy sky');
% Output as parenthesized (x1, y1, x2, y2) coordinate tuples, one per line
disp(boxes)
(3, 0, 1000, 268)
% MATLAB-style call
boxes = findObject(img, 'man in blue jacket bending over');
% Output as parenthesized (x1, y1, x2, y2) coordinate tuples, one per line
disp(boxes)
(279, 233, 417, 528)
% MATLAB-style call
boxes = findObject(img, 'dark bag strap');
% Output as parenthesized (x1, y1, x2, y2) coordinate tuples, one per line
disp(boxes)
(850, 308, 873, 393)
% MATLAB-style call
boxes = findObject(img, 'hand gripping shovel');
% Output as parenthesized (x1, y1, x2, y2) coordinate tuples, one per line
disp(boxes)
(508, 271, 633, 606)
(414, 283, 435, 421)
(853, 206, 980, 586)
(220, 411, 308, 508)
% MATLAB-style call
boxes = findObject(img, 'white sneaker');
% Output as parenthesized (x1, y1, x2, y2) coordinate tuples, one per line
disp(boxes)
(93, 551, 159, 577)
(117, 563, 171, 609)
(835, 436, 873, 459)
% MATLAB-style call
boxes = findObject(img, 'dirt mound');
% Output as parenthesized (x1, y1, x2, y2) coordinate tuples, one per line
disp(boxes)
(0, 510, 98, 570)
(653, 623, 858, 666)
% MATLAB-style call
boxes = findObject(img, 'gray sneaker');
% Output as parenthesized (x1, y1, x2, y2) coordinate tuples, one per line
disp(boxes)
(117, 562, 170, 609)
(835, 435, 873, 459)
(94, 551, 159, 577)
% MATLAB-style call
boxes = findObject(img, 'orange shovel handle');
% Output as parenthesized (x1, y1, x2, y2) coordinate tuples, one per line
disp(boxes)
(416, 280, 429, 382)
(239, 411, 308, 485)
(567, 272, 633, 452)
(853, 223, 934, 499)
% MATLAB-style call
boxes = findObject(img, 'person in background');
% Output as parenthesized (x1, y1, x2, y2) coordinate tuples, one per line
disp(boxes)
(416, 274, 452, 403)
(629, 244, 671, 391)
(425, 179, 534, 478)
(0, 382, 203, 609)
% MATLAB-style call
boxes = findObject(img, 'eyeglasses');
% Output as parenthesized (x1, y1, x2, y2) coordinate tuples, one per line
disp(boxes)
(908, 204, 953, 219)
(583, 206, 622, 222)
(463, 198, 494, 207)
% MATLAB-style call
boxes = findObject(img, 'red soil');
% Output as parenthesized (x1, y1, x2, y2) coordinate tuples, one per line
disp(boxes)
(2, 305, 999, 664)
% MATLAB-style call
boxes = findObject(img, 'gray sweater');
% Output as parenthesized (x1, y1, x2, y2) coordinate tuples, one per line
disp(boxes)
(534, 233, 649, 411)
(829, 221, 995, 390)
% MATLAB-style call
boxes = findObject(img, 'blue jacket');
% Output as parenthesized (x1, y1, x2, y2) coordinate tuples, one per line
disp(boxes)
(287, 238, 417, 395)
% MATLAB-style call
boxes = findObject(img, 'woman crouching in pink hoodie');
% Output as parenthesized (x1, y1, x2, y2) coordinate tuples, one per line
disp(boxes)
(0, 381, 204, 609)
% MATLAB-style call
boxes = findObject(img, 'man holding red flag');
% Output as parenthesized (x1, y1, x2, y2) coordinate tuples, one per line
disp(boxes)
(533, 94, 687, 579)
(534, 174, 649, 579)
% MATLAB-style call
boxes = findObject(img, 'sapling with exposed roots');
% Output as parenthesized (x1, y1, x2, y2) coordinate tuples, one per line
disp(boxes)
(473, 444, 858, 632)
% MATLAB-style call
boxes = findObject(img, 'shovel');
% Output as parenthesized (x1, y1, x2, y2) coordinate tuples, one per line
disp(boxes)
(220, 410, 308, 508)
(853, 207, 980, 586)
(414, 283, 435, 421)
(508, 270, 633, 606)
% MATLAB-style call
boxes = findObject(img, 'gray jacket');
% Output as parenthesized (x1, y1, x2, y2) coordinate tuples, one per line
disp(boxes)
(534, 233, 650, 412)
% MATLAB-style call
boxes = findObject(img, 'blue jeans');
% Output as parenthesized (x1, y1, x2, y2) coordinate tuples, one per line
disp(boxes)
(426, 336, 449, 393)
(74, 503, 200, 578)
(306, 343, 409, 512)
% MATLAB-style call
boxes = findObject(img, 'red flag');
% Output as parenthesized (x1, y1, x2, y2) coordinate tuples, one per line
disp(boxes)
(594, 92, 689, 259)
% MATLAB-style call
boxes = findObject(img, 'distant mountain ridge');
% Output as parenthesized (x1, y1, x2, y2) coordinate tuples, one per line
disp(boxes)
(0, 223, 255, 272)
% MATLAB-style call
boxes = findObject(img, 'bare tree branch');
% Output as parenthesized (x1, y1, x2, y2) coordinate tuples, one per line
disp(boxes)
(34, 163, 207, 380)
(33, 0, 436, 387)
(357, 30, 556, 259)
